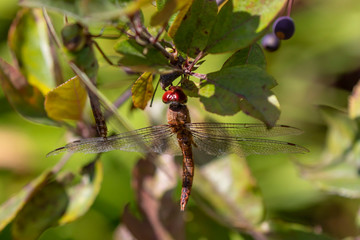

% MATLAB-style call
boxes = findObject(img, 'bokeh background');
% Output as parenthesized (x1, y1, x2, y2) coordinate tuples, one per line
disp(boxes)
(1, 0, 360, 239)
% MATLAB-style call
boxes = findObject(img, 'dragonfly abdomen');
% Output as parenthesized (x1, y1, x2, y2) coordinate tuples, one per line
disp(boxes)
(177, 130, 195, 211)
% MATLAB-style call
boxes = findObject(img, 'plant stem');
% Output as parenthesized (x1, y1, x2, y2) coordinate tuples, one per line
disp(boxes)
(287, 0, 294, 16)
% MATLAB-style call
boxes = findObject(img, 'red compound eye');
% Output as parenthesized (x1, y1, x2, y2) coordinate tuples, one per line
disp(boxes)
(162, 86, 187, 104)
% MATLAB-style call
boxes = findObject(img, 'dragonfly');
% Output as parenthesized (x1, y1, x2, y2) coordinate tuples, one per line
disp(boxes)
(48, 86, 309, 211)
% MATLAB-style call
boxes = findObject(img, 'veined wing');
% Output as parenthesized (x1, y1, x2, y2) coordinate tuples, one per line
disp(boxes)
(187, 123, 303, 137)
(47, 125, 180, 157)
(187, 123, 309, 156)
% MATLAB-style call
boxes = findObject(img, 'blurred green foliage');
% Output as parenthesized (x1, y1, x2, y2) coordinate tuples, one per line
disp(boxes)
(1, 0, 360, 239)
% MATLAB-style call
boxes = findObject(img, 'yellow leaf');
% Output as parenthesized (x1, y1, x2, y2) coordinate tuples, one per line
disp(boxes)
(151, 0, 193, 27)
(168, 0, 194, 38)
(45, 76, 87, 121)
(125, 0, 153, 16)
(132, 72, 154, 110)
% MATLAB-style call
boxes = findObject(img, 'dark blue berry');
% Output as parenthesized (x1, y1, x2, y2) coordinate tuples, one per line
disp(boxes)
(261, 33, 280, 52)
(273, 16, 295, 40)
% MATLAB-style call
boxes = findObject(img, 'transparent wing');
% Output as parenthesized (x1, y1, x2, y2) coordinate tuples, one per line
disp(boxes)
(187, 123, 303, 137)
(47, 125, 181, 156)
(188, 123, 308, 156)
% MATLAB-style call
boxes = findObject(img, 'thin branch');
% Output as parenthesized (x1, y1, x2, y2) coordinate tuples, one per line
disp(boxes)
(92, 40, 118, 66)
(187, 51, 205, 72)
(188, 71, 207, 80)
(287, 0, 294, 16)
(104, 87, 132, 120)
(150, 78, 161, 107)
(151, 25, 166, 44)
(42, 8, 61, 48)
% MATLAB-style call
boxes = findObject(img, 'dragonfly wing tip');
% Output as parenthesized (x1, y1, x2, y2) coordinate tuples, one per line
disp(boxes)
(46, 147, 66, 157)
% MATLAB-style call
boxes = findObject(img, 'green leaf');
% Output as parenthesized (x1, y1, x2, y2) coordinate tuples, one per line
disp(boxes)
(0, 58, 55, 125)
(222, 43, 266, 69)
(114, 39, 169, 72)
(151, 0, 193, 26)
(59, 160, 103, 225)
(239, 95, 280, 126)
(131, 72, 154, 110)
(8, 8, 56, 94)
(301, 161, 360, 199)
(1, 159, 103, 239)
(200, 65, 280, 127)
(0, 171, 55, 232)
(156, 0, 168, 10)
(167, 0, 194, 38)
(12, 178, 69, 240)
(320, 106, 357, 160)
(300, 106, 360, 198)
(233, 0, 288, 32)
(45, 76, 87, 121)
(205, 0, 261, 54)
(19, 0, 152, 23)
(349, 80, 360, 120)
(194, 156, 264, 228)
(173, 0, 217, 58)
(268, 222, 336, 240)
(200, 84, 241, 115)
(181, 78, 199, 97)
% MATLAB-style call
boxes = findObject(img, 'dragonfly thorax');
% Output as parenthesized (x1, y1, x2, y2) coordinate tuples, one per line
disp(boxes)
(167, 102, 191, 126)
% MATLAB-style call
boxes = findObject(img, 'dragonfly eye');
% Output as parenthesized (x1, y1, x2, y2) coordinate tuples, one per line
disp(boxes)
(162, 86, 187, 104)
(61, 23, 87, 52)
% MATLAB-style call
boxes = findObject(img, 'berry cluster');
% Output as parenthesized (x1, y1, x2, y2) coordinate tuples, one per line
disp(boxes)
(262, 16, 295, 52)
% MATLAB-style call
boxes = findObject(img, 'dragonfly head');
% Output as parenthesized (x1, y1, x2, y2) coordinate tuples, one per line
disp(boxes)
(162, 86, 187, 105)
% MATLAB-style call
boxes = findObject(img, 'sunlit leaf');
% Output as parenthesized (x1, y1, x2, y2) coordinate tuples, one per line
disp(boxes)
(167, 0, 194, 38)
(205, 0, 261, 54)
(156, 0, 168, 10)
(8, 8, 56, 94)
(0, 58, 55, 125)
(349, 80, 360, 120)
(200, 65, 280, 127)
(59, 160, 103, 225)
(151, 0, 193, 27)
(45, 76, 87, 121)
(0, 171, 54, 232)
(173, 0, 217, 58)
(19, 0, 151, 23)
(233, 0, 288, 32)
(222, 43, 266, 69)
(125, 0, 153, 17)
(131, 72, 154, 110)
(12, 178, 69, 240)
